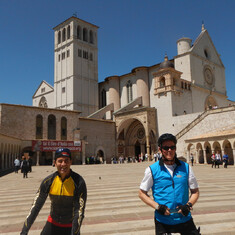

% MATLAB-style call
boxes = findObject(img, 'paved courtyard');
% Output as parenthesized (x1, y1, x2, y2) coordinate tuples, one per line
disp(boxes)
(0, 162, 235, 235)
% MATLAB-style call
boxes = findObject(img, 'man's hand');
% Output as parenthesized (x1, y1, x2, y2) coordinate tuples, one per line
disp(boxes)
(177, 202, 192, 216)
(157, 204, 170, 215)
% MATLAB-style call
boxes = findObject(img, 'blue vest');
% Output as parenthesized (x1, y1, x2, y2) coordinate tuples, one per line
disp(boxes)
(150, 159, 191, 225)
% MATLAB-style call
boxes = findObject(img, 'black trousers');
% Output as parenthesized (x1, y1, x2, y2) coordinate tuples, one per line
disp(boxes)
(155, 218, 200, 235)
(41, 221, 72, 235)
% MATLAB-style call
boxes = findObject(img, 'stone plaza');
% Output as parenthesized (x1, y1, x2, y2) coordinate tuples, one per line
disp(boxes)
(1, 162, 235, 235)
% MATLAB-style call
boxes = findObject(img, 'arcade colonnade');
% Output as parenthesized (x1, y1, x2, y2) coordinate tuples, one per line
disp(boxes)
(186, 137, 235, 165)
(0, 135, 22, 173)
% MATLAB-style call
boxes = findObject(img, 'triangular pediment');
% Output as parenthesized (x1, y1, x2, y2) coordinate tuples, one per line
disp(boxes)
(33, 80, 54, 98)
(190, 29, 224, 67)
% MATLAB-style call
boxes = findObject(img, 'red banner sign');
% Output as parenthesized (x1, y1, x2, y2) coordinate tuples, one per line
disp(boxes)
(32, 140, 82, 152)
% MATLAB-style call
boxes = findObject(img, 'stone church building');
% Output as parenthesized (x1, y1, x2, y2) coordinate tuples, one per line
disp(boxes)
(0, 16, 234, 174)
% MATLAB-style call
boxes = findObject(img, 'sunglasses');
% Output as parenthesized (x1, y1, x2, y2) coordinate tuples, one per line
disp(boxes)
(161, 146, 176, 151)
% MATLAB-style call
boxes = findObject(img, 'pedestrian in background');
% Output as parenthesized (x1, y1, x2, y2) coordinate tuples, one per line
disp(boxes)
(14, 157, 20, 173)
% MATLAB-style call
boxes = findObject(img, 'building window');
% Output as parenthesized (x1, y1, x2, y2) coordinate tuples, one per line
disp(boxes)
(36, 114, 43, 139)
(101, 89, 106, 108)
(61, 117, 67, 140)
(83, 28, 88, 42)
(62, 87, 65, 93)
(127, 80, 133, 103)
(67, 26, 70, 40)
(41, 88, 45, 93)
(78, 49, 82, 57)
(160, 77, 165, 88)
(77, 25, 81, 39)
(83, 50, 88, 59)
(89, 52, 93, 61)
(39, 96, 48, 108)
(58, 54, 60, 61)
(67, 50, 70, 57)
(89, 30, 93, 44)
(62, 52, 65, 60)
(58, 31, 61, 44)
(48, 114, 56, 140)
(62, 28, 66, 42)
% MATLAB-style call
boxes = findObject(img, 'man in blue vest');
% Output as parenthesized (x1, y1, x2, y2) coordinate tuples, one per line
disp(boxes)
(139, 133, 200, 235)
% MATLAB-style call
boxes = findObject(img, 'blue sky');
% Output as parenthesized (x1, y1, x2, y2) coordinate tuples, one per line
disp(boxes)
(0, 0, 234, 106)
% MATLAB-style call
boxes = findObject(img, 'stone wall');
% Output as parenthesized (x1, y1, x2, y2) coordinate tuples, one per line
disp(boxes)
(79, 117, 116, 163)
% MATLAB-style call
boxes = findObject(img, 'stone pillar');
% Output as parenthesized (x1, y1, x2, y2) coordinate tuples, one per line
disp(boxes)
(140, 144, 145, 158)
(136, 67, 150, 107)
(203, 149, 207, 164)
(36, 151, 40, 166)
(195, 150, 199, 164)
(146, 135, 150, 161)
(107, 76, 120, 111)
(187, 150, 190, 163)
(82, 140, 86, 165)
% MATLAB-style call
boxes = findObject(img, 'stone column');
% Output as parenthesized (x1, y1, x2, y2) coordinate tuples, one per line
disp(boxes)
(195, 150, 199, 164)
(203, 149, 207, 164)
(36, 151, 40, 166)
(82, 140, 86, 165)
(146, 135, 150, 161)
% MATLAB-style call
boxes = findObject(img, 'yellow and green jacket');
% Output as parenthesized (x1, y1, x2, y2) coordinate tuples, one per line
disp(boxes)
(21, 170, 87, 235)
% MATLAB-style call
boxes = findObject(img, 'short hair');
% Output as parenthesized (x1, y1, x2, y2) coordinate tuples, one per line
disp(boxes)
(158, 133, 177, 148)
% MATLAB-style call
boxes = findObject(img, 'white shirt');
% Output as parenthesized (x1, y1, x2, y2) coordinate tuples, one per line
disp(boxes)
(140, 163, 198, 192)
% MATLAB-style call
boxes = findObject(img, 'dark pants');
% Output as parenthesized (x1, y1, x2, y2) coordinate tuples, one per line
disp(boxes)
(41, 221, 73, 235)
(154, 218, 200, 235)
(224, 160, 228, 168)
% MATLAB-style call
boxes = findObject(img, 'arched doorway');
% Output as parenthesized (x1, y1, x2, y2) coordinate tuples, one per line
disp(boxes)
(223, 140, 234, 165)
(96, 150, 104, 164)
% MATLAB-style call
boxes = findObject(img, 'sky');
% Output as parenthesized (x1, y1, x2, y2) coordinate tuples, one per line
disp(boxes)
(0, 0, 234, 106)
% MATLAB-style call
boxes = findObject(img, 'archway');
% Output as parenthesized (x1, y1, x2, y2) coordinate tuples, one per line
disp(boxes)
(223, 140, 234, 165)
(204, 142, 212, 164)
(96, 150, 104, 164)
(205, 95, 217, 110)
(196, 143, 203, 164)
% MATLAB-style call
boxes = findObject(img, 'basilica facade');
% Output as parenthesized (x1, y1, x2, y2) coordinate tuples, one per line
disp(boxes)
(1, 16, 234, 174)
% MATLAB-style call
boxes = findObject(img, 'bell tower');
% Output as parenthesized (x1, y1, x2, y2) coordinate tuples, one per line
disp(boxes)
(53, 16, 99, 116)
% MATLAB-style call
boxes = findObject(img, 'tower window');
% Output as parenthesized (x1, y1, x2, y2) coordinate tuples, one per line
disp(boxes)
(62, 28, 66, 42)
(77, 25, 81, 39)
(58, 54, 61, 61)
(62, 87, 65, 93)
(83, 28, 88, 42)
(41, 88, 45, 93)
(83, 50, 88, 59)
(62, 52, 65, 60)
(58, 31, 61, 44)
(67, 26, 70, 40)
(160, 77, 165, 88)
(67, 50, 70, 57)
